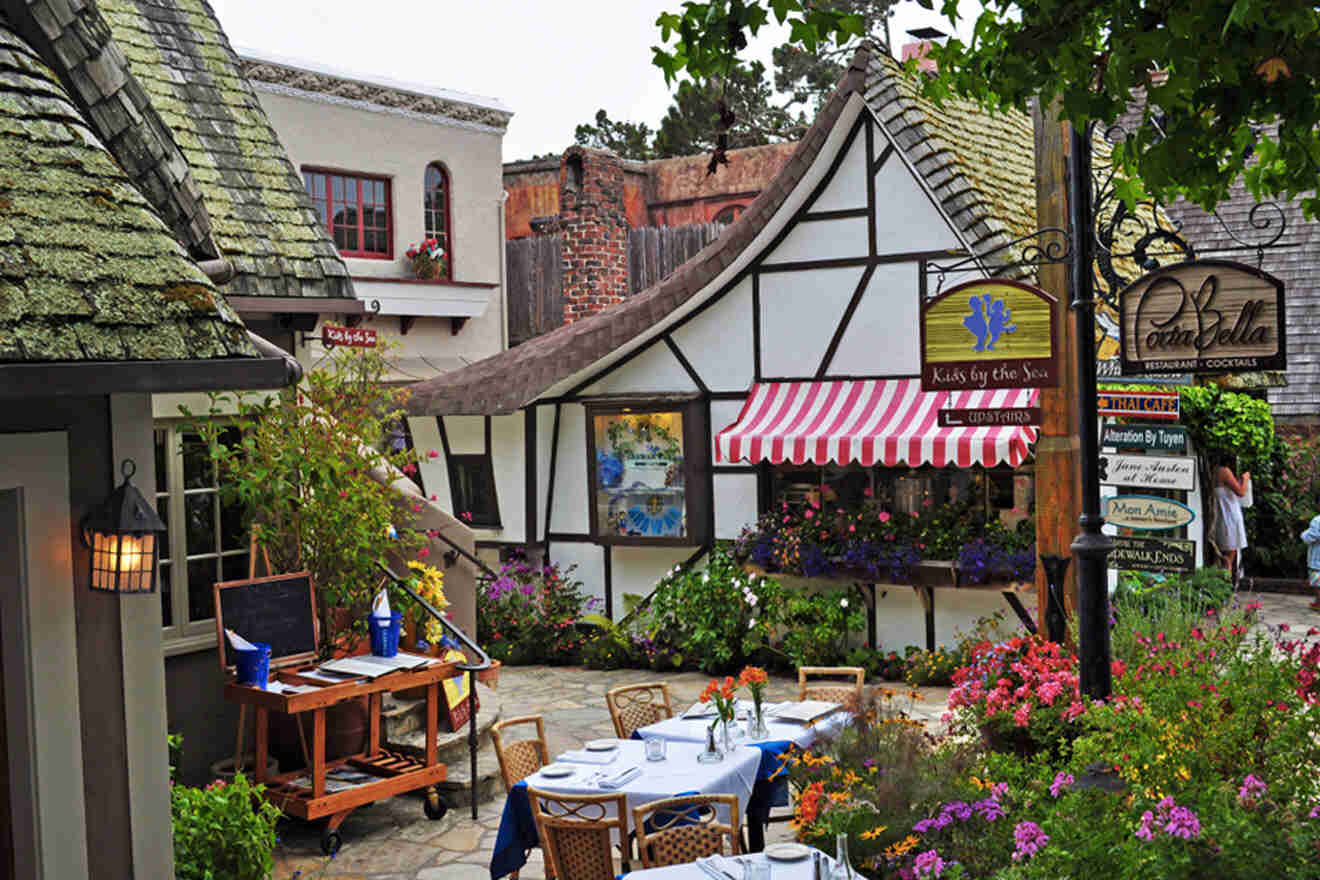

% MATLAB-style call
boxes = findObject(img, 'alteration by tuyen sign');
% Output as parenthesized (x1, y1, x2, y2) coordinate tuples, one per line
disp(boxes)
(921, 279, 1058, 391)
(1110, 536, 1196, 573)
(1118, 259, 1286, 375)
(1101, 423, 1188, 454)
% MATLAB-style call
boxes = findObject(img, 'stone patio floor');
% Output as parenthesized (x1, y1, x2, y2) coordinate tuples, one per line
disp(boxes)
(271, 589, 1319, 879)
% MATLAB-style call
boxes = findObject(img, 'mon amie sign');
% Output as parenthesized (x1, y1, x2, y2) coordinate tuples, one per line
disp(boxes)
(1104, 494, 1196, 531)
(921, 279, 1059, 391)
(1118, 260, 1286, 375)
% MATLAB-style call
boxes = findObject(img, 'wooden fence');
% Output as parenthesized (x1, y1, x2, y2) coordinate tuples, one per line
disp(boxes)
(505, 223, 726, 347)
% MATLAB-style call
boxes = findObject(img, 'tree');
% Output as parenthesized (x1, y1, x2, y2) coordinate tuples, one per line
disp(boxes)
(772, 0, 899, 116)
(574, 110, 656, 161)
(653, 0, 1320, 217)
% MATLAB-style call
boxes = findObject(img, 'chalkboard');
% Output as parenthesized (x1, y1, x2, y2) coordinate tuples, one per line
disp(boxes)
(213, 572, 319, 672)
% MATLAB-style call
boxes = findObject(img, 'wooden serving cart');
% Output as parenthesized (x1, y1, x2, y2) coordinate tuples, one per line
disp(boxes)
(225, 658, 457, 855)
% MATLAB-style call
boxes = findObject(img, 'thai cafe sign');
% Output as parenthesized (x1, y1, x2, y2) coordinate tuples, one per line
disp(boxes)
(1099, 454, 1196, 491)
(1104, 494, 1196, 531)
(1102, 423, 1188, 454)
(1110, 536, 1196, 573)
(1096, 390, 1180, 421)
(1118, 259, 1286, 375)
(921, 279, 1058, 391)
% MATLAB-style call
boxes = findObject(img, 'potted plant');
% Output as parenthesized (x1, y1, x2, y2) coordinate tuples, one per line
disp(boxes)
(406, 237, 447, 280)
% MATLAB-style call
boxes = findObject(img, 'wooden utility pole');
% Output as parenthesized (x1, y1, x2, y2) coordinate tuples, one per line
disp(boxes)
(1032, 103, 1083, 633)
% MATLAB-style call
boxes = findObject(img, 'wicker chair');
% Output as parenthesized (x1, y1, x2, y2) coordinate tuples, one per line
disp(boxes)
(527, 787, 629, 880)
(798, 666, 866, 711)
(606, 682, 674, 739)
(633, 794, 741, 869)
(491, 714, 550, 792)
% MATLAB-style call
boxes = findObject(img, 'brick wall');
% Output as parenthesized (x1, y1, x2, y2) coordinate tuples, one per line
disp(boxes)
(560, 146, 629, 323)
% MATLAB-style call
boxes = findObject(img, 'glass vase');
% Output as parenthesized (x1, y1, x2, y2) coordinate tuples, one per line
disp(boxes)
(747, 698, 771, 740)
(697, 723, 724, 763)
(833, 831, 855, 880)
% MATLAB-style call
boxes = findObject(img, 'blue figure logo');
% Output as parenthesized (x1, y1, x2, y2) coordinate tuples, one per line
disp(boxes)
(962, 294, 1018, 351)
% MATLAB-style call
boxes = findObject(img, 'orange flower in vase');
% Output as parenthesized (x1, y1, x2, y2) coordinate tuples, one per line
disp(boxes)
(699, 675, 739, 727)
(739, 666, 771, 737)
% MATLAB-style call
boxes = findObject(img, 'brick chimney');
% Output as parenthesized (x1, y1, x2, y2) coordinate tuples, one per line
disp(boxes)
(559, 146, 629, 324)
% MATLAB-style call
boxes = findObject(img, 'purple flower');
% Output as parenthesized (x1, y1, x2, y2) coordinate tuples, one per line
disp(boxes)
(1309, 803, 1320, 819)
(932, 812, 953, 830)
(912, 849, 945, 878)
(519, 582, 536, 597)
(1237, 774, 1267, 805)
(974, 797, 1004, 822)
(991, 782, 1009, 798)
(1135, 810, 1156, 841)
(942, 801, 972, 822)
(863, 758, 876, 768)
(1164, 806, 1201, 840)
(1049, 771, 1075, 799)
(913, 818, 937, 834)
(1012, 821, 1049, 861)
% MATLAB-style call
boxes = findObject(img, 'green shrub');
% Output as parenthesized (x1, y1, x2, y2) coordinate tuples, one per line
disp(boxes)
(778, 585, 867, 668)
(477, 554, 592, 665)
(171, 772, 282, 880)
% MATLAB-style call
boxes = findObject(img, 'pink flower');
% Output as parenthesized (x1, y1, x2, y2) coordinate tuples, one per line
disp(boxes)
(417, 547, 430, 559)
(338, 490, 347, 498)
(804, 510, 814, 519)
(430, 494, 438, 501)
(427, 449, 439, 458)
(1049, 771, 1074, 798)
(848, 525, 856, 533)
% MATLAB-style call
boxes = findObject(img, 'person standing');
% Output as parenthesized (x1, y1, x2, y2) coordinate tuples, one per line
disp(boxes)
(1213, 458, 1250, 583)
(1301, 510, 1320, 612)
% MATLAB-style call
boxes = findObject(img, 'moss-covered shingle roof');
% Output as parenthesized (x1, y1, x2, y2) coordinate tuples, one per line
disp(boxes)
(0, 21, 255, 363)
(99, 0, 350, 299)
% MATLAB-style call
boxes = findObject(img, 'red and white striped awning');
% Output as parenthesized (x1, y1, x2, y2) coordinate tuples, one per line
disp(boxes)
(715, 380, 1039, 468)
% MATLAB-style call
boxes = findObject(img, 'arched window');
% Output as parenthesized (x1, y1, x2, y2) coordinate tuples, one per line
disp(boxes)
(712, 203, 744, 225)
(423, 164, 452, 279)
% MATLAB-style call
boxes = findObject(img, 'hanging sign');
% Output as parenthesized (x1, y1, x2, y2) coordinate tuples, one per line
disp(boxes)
(440, 648, 480, 730)
(1118, 259, 1286, 375)
(1101, 423, 1188, 453)
(1104, 494, 1196, 531)
(937, 407, 1042, 427)
(322, 324, 378, 348)
(921, 279, 1058, 391)
(1096, 390, 1180, 421)
(1110, 536, 1196, 573)
(1099, 454, 1196, 491)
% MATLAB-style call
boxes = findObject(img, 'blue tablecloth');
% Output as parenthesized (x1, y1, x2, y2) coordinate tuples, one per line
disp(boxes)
(491, 780, 537, 880)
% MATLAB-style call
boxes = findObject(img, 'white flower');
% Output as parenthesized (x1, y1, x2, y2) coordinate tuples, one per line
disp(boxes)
(840, 598, 849, 608)
(746, 592, 759, 607)
(749, 618, 757, 629)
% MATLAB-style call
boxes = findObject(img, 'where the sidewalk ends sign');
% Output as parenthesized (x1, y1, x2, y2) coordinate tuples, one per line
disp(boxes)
(1111, 536, 1196, 573)
(1104, 494, 1196, 531)
(1118, 259, 1286, 375)
(921, 279, 1059, 391)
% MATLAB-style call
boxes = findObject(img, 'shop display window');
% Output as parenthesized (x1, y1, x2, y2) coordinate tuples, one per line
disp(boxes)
(770, 462, 1032, 523)
(586, 401, 709, 545)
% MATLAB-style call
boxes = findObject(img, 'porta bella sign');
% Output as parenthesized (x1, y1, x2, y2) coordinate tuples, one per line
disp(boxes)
(1118, 260, 1286, 375)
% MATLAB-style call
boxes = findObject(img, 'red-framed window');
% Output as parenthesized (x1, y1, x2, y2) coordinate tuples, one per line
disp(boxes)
(423, 163, 452, 277)
(303, 168, 392, 259)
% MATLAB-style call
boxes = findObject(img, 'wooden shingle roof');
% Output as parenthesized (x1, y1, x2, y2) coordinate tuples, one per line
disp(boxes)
(97, 0, 350, 300)
(0, 20, 255, 363)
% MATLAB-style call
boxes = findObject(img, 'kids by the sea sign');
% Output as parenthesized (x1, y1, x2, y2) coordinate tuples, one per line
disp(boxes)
(921, 279, 1059, 392)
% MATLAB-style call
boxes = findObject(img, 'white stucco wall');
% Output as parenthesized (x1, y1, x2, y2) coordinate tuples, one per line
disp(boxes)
(252, 87, 508, 375)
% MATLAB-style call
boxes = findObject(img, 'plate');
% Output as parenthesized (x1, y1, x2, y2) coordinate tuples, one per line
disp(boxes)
(538, 764, 575, 778)
(584, 739, 620, 751)
(764, 843, 811, 862)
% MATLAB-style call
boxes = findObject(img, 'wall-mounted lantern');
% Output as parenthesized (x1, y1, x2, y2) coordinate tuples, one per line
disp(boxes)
(80, 459, 166, 593)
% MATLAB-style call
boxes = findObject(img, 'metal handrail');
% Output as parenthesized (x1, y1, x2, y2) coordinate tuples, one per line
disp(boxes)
(376, 560, 491, 820)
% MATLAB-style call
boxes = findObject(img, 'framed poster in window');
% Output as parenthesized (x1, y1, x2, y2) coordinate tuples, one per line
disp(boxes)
(585, 399, 709, 546)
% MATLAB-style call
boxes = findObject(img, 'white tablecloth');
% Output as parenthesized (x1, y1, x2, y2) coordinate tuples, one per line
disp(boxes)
(624, 849, 837, 878)
(523, 739, 761, 824)
(637, 704, 852, 751)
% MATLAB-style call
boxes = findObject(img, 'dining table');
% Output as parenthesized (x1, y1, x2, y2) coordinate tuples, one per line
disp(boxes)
(634, 701, 853, 853)
(621, 848, 839, 878)
(490, 737, 763, 880)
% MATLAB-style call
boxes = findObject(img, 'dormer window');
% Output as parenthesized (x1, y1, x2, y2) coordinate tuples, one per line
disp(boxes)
(303, 168, 392, 259)
(423, 163, 452, 278)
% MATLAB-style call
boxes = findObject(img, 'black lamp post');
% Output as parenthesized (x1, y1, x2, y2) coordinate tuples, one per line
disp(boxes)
(80, 459, 167, 593)
(1068, 126, 1114, 700)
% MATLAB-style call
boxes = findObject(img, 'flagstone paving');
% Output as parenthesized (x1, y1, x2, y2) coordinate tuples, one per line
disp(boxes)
(271, 591, 1319, 879)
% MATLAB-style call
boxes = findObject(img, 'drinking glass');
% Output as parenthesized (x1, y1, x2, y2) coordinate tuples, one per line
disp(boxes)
(644, 737, 667, 761)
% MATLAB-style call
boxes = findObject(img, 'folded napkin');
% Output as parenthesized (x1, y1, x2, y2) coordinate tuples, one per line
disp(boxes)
(558, 749, 619, 765)
(682, 702, 718, 719)
(596, 765, 641, 789)
(696, 855, 741, 878)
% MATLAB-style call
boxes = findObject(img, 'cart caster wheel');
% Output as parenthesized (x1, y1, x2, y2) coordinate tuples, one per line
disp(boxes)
(320, 832, 341, 856)
(423, 791, 448, 821)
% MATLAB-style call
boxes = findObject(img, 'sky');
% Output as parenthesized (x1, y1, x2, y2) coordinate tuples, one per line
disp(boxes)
(211, 0, 980, 162)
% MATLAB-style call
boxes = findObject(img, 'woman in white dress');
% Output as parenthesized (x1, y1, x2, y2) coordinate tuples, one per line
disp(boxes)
(1213, 458, 1250, 581)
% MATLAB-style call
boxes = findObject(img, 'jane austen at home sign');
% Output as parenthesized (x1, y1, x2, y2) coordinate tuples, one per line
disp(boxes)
(1099, 454, 1197, 491)
(922, 279, 1059, 391)
(1118, 260, 1286, 375)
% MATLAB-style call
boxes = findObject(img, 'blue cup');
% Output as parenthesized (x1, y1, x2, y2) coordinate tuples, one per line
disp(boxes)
(368, 612, 403, 657)
(233, 642, 271, 688)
